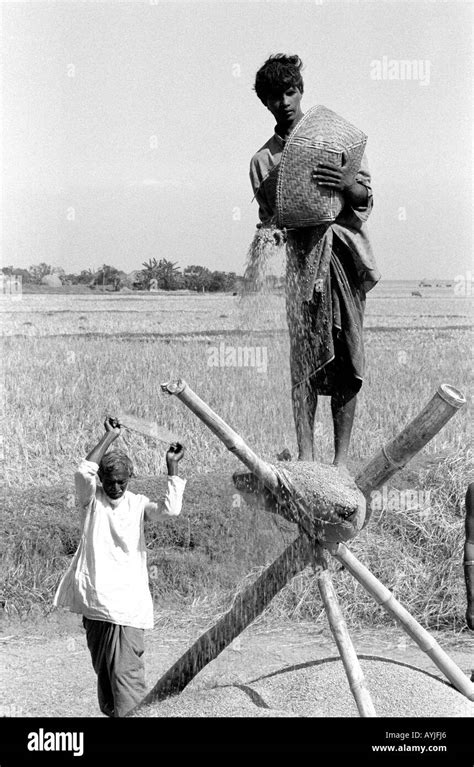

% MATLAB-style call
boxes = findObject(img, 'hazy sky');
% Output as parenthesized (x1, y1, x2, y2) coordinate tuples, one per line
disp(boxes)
(2, 0, 472, 279)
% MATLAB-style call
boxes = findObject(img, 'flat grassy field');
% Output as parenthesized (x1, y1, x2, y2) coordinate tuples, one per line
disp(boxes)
(0, 284, 472, 630)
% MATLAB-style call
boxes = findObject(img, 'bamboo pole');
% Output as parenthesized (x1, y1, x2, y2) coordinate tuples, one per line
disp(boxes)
(318, 569, 377, 717)
(129, 535, 316, 712)
(355, 384, 466, 514)
(161, 378, 325, 540)
(330, 542, 474, 701)
(161, 379, 280, 494)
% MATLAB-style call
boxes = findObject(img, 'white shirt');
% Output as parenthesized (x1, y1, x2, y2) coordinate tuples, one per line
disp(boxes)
(53, 460, 186, 629)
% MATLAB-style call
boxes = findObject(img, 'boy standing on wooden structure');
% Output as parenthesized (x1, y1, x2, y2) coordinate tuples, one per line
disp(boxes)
(249, 54, 380, 466)
(54, 417, 186, 717)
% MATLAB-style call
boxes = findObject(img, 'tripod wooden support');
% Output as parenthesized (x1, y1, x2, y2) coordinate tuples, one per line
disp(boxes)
(130, 380, 472, 716)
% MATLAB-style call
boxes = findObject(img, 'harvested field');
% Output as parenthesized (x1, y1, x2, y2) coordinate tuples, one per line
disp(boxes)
(1, 285, 473, 723)
(0, 286, 471, 338)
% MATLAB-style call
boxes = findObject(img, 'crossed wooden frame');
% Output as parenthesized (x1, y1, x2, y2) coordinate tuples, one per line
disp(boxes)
(130, 380, 474, 717)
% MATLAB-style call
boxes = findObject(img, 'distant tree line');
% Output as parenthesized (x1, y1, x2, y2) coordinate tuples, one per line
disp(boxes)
(139, 259, 239, 292)
(1, 260, 242, 293)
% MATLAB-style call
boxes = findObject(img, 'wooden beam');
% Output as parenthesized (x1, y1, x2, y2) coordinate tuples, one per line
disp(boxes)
(161, 379, 280, 494)
(331, 542, 474, 702)
(318, 569, 376, 717)
(129, 535, 316, 712)
(355, 384, 466, 525)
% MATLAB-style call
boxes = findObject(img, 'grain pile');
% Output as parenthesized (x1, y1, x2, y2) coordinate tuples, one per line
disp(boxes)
(133, 657, 474, 718)
(134, 686, 296, 718)
(249, 658, 474, 717)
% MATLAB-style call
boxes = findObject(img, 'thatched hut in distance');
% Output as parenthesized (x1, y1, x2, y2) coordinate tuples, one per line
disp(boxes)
(122, 270, 145, 290)
(41, 274, 63, 288)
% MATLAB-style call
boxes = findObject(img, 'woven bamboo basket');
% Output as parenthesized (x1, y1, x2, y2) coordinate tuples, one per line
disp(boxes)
(276, 105, 367, 228)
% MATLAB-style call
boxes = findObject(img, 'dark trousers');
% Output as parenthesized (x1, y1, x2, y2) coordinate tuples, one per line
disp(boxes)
(83, 617, 147, 717)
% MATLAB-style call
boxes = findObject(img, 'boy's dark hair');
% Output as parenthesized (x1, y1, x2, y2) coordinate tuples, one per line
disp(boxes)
(98, 450, 134, 479)
(254, 54, 304, 104)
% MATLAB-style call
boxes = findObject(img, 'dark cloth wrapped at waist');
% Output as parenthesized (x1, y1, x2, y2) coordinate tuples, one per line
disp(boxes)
(286, 229, 366, 394)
